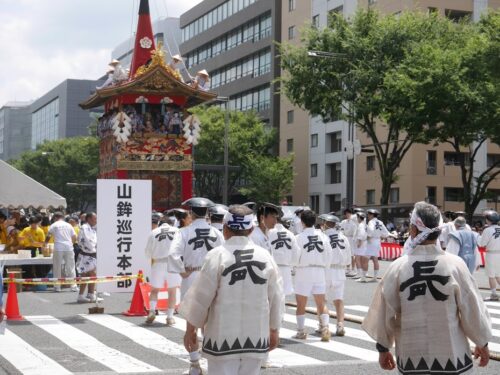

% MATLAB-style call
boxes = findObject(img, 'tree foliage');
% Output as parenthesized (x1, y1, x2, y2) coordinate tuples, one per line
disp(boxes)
(280, 10, 500, 213)
(10, 137, 99, 212)
(384, 11, 500, 219)
(239, 155, 295, 204)
(191, 106, 293, 203)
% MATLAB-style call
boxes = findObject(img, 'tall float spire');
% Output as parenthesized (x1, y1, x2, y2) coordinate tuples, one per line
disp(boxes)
(129, 0, 156, 78)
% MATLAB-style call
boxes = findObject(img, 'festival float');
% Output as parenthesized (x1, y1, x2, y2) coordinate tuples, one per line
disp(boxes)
(80, 0, 216, 210)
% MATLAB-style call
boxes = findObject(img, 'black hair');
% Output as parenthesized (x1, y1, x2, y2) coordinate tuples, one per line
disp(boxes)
(300, 210, 317, 228)
(257, 205, 279, 224)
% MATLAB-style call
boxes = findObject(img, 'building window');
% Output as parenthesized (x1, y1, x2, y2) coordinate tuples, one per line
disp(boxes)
(368, 0, 377, 5)
(327, 162, 341, 184)
(427, 186, 437, 205)
(427, 150, 437, 174)
(288, 0, 296, 11)
(287, 110, 294, 124)
(428, 7, 438, 14)
(444, 152, 469, 166)
(327, 131, 342, 153)
(367, 155, 375, 171)
(312, 14, 320, 28)
(389, 188, 399, 204)
(228, 85, 270, 112)
(288, 25, 296, 40)
(326, 194, 341, 213)
(286, 138, 294, 153)
(444, 187, 464, 202)
(445, 9, 472, 22)
(310, 195, 319, 213)
(486, 189, 500, 203)
(366, 189, 375, 205)
(311, 134, 318, 148)
(487, 154, 500, 168)
(311, 163, 318, 178)
(31, 98, 60, 149)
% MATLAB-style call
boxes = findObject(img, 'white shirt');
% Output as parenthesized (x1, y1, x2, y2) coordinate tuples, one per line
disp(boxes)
(340, 217, 357, 238)
(366, 218, 389, 251)
(48, 220, 75, 252)
(354, 221, 367, 250)
(446, 230, 481, 269)
(295, 227, 332, 268)
(479, 225, 500, 252)
(267, 224, 300, 267)
(78, 223, 97, 254)
(250, 226, 269, 251)
(168, 218, 224, 273)
(144, 223, 179, 260)
(291, 216, 303, 235)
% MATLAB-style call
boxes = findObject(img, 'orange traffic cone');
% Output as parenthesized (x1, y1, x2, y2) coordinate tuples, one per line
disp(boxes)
(6, 273, 23, 321)
(123, 270, 147, 316)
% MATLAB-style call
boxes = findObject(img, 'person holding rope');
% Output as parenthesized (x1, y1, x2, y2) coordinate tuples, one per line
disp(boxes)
(76, 213, 102, 303)
(363, 201, 491, 374)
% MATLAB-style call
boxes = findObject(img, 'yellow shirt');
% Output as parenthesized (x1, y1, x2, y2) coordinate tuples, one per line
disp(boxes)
(0, 224, 7, 244)
(19, 226, 46, 248)
(41, 225, 54, 243)
(72, 225, 80, 243)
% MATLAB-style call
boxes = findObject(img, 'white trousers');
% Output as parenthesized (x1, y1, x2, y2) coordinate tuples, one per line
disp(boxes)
(207, 358, 262, 375)
(53, 251, 76, 279)
(180, 271, 200, 298)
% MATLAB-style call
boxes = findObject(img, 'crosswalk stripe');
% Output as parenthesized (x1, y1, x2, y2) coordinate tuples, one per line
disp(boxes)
(485, 301, 500, 308)
(278, 326, 379, 362)
(282, 312, 375, 344)
(170, 315, 325, 367)
(80, 314, 197, 365)
(488, 308, 500, 316)
(0, 329, 72, 375)
(25, 315, 161, 373)
(344, 305, 369, 313)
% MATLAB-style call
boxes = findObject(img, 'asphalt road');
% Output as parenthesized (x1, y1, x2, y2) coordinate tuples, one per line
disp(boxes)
(1, 263, 500, 375)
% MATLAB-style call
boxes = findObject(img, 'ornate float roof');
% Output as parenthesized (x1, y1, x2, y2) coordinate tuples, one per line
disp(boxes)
(80, 46, 217, 110)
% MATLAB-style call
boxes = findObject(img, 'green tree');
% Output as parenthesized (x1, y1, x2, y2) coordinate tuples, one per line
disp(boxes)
(385, 12, 500, 220)
(10, 137, 99, 212)
(239, 155, 294, 204)
(280, 10, 463, 208)
(191, 106, 292, 203)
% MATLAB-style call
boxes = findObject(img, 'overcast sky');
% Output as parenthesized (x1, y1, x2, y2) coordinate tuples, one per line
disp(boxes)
(0, 0, 203, 107)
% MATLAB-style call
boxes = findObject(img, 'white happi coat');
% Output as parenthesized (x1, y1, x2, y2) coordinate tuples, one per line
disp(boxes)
(340, 217, 357, 256)
(354, 221, 367, 256)
(250, 226, 269, 251)
(479, 224, 500, 252)
(180, 236, 284, 361)
(362, 244, 492, 375)
(324, 228, 351, 282)
(268, 224, 300, 295)
(168, 219, 224, 273)
(366, 218, 389, 255)
(295, 227, 332, 285)
(144, 223, 179, 261)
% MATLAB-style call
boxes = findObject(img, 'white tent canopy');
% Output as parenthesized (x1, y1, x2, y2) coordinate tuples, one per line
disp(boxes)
(0, 160, 67, 209)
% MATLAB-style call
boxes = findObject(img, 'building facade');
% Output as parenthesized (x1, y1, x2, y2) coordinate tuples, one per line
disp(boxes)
(179, 0, 282, 128)
(0, 102, 32, 161)
(29, 79, 103, 151)
(282, 0, 500, 215)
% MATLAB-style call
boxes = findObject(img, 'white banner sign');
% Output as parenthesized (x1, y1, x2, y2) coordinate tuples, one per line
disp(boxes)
(97, 179, 151, 293)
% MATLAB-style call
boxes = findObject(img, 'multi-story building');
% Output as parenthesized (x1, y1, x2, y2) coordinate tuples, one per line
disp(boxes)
(29, 79, 103, 151)
(0, 102, 32, 161)
(290, 0, 500, 215)
(179, 0, 282, 129)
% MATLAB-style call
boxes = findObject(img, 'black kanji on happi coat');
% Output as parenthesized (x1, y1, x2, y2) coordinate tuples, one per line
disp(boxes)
(227, 214, 251, 229)
(375, 221, 383, 230)
(494, 228, 500, 239)
(221, 249, 267, 285)
(155, 228, 175, 241)
(303, 235, 324, 252)
(399, 260, 450, 301)
(328, 234, 345, 250)
(188, 228, 217, 250)
(271, 232, 292, 250)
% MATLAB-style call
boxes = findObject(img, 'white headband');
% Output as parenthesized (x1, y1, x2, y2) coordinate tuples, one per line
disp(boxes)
(223, 212, 254, 230)
(408, 208, 444, 249)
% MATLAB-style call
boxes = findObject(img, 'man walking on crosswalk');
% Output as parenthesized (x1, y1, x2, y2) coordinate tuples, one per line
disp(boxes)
(181, 204, 283, 375)
(363, 201, 491, 374)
